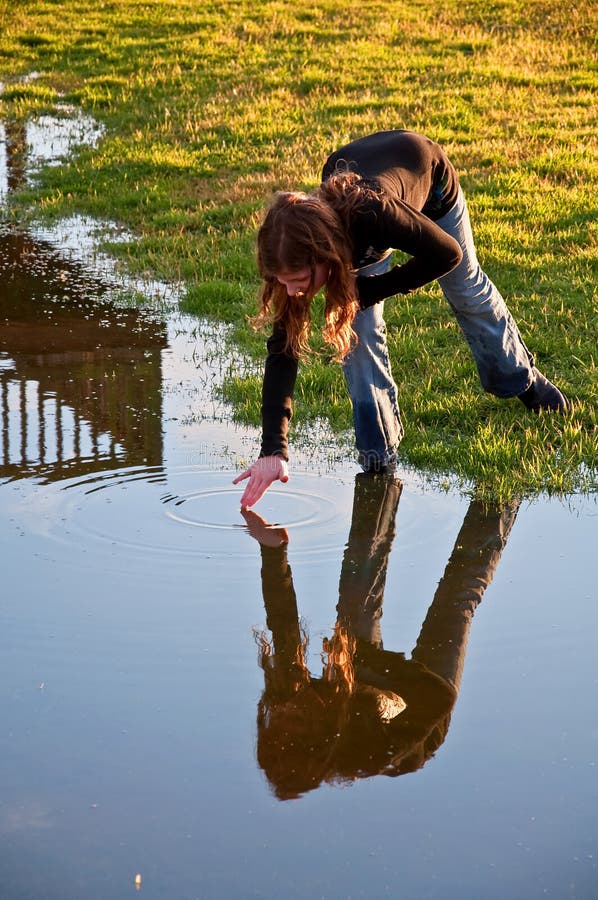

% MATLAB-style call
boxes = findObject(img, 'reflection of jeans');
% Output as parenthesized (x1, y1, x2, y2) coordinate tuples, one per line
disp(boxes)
(343, 189, 535, 467)
(336, 473, 403, 647)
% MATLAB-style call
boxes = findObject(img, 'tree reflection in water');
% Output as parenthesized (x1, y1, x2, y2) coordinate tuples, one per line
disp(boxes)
(244, 476, 519, 800)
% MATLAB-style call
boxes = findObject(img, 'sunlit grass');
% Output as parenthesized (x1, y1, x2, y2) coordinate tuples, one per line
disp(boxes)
(0, 0, 596, 499)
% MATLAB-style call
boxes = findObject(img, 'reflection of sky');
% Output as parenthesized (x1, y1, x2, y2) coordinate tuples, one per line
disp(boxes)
(25, 108, 105, 168)
(31, 214, 179, 305)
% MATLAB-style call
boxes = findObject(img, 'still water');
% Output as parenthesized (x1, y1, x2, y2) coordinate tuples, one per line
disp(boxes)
(1, 223, 597, 900)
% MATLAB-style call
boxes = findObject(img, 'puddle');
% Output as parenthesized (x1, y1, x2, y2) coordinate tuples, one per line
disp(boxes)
(0, 106, 105, 200)
(1, 111, 597, 900)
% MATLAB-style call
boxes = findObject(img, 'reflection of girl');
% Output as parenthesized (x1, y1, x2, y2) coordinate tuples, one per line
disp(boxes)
(245, 475, 519, 800)
(234, 129, 568, 507)
(254, 612, 453, 801)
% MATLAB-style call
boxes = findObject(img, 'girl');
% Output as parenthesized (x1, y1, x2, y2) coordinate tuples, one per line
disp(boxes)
(234, 130, 567, 507)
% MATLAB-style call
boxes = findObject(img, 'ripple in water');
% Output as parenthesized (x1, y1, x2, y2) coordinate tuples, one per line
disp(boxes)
(163, 485, 338, 531)
(15, 466, 355, 575)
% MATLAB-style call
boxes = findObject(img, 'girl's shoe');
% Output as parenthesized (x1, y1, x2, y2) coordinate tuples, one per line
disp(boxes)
(518, 369, 569, 413)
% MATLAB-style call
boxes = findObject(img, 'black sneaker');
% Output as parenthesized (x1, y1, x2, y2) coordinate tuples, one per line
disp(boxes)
(518, 368, 569, 413)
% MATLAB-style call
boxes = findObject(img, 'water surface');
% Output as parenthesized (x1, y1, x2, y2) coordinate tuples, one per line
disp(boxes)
(1, 195, 597, 898)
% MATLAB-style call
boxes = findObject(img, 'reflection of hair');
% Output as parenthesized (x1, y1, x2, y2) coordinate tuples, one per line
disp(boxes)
(253, 619, 311, 699)
(321, 624, 356, 694)
(255, 622, 355, 697)
(255, 624, 416, 800)
(255, 624, 357, 800)
(254, 174, 380, 361)
(255, 621, 455, 801)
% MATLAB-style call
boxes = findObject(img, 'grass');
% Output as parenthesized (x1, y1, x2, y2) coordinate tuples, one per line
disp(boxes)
(0, 0, 596, 499)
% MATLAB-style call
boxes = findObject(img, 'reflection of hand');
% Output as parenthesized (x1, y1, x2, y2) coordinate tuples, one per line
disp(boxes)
(241, 508, 289, 547)
(233, 455, 289, 508)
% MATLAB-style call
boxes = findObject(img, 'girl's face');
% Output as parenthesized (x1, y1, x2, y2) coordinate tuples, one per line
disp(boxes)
(276, 263, 328, 299)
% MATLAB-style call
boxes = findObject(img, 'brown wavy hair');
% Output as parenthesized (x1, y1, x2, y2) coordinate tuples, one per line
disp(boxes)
(254, 173, 381, 361)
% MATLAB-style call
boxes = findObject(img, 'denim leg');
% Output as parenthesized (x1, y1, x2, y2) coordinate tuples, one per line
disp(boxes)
(343, 254, 403, 468)
(436, 189, 534, 397)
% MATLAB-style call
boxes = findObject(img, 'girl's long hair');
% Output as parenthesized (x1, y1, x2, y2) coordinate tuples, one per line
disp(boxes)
(254, 173, 380, 361)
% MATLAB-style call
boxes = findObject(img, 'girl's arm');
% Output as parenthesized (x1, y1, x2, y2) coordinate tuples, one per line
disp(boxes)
(354, 198, 463, 307)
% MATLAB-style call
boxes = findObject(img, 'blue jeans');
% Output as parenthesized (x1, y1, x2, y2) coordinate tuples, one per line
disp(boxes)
(342, 251, 403, 470)
(342, 189, 535, 468)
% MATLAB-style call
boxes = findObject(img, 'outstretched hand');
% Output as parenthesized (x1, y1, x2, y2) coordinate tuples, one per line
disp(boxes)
(233, 455, 289, 508)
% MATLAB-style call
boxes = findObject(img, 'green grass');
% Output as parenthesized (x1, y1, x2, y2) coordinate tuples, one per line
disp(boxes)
(1, 0, 596, 499)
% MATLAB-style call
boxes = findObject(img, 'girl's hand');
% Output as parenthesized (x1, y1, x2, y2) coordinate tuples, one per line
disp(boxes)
(233, 455, 289, 508)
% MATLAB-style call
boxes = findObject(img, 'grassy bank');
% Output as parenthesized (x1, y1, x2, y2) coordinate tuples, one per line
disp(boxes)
(1, 0, 596, 498)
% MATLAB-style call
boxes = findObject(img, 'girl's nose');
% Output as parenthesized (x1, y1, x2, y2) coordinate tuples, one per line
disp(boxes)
(278, 278, 302, 296)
